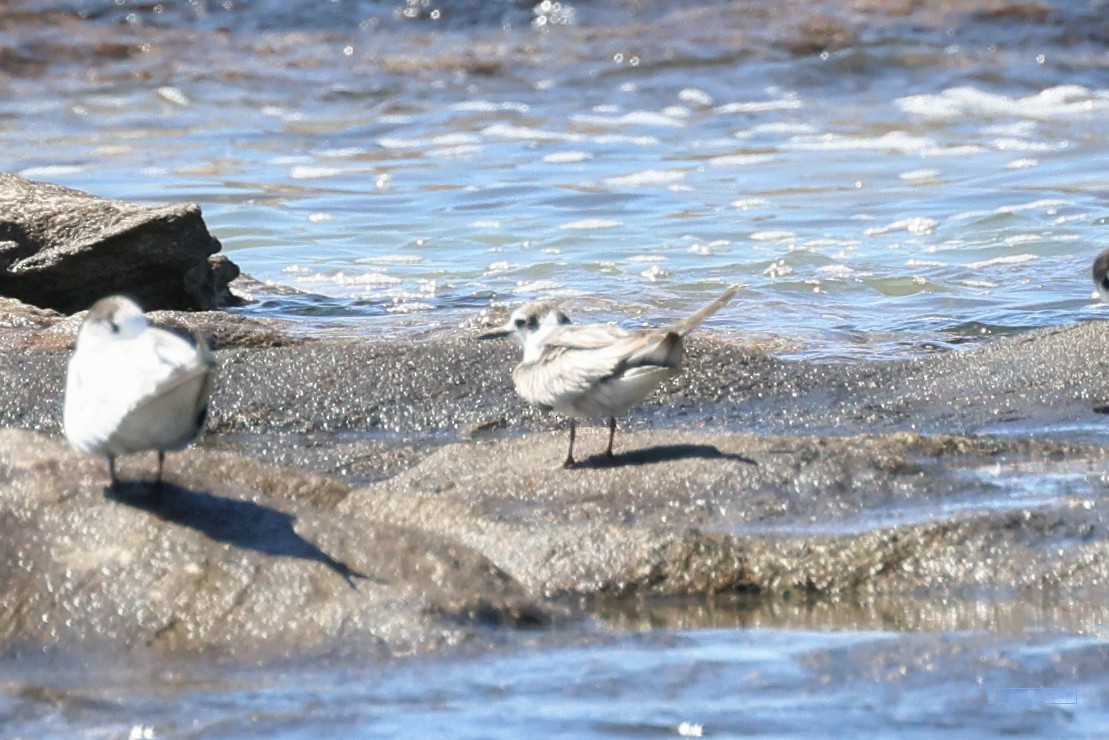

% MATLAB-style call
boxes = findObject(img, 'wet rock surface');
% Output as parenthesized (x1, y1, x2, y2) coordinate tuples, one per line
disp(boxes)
(345, 430, 1108, 599)
(0, 304, 1106, 660)
(0, 174, 241, 313)
(0, 430, 547, 661)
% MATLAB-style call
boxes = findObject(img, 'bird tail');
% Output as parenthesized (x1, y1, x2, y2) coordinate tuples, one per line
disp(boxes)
(673, 284, 740, 336)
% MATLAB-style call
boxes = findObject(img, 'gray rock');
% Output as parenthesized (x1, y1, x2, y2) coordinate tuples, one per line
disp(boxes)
(1, 308, 1108, 660)
(0, 173, 241, 313)
(0, 430, 548, 660)
(340, 430, 1109, 599)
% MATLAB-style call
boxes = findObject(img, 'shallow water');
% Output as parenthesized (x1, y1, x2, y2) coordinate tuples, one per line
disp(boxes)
(2, 1, 1108, 736)
(3, 0, 1109, 358)
(3, 597, 1107, 739)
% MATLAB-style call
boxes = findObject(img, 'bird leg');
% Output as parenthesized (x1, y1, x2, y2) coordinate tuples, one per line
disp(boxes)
(108, 455, 118, 489)
(155, 450, 166, 485)
(563, 418, 577, 468)
(605, 416, 617, 458)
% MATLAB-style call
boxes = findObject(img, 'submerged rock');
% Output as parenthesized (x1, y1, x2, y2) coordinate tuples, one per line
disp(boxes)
(0, 173, 241, 313)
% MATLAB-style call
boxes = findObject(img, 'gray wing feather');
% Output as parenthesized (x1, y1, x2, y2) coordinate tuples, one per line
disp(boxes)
(673, 283, 740, 336)
(512, 331, 669, 409)
(542, 323, 632, 350)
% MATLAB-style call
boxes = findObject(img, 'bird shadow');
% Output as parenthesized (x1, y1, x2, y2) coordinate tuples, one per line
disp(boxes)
(575, 443, 758, 469)
(105, 480, 371, 589)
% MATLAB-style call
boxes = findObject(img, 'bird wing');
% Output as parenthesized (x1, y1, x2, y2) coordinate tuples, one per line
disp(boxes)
(541, 323, 632, 350)
(118, 327, 212, 404)
(128, 327, 216, 415)
(512, 329, 669, 409)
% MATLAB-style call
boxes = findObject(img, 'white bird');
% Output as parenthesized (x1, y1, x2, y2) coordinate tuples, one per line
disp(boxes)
(480, 285, 739, 467)
(63, 295, 217, 487)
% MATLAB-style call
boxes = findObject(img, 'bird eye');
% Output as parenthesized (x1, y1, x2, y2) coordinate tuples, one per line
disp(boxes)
(514, 317, 526, 329)
(109, 321, 120, 334)
(526, 315, 538, 329)
(557, 313, 571, 325)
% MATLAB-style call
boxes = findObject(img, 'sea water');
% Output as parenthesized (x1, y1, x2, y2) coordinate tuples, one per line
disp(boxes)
(1, 1, 1106, 735)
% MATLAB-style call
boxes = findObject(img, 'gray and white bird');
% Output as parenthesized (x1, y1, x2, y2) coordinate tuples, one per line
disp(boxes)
(480, 285, 739, 467)
(63, 295, 217, 487)
(1093, 247, 1109, 303)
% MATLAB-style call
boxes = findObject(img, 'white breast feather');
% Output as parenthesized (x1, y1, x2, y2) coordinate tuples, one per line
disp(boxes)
(64, 326, 214, 456)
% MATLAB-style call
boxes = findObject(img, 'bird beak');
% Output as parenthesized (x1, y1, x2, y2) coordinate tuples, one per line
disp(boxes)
(478, 322, 513, 340)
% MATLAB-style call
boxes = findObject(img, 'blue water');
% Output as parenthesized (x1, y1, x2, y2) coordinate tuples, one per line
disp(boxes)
(3, 1, 1108, 357)
(2, 1, 1108, 735)
(3, 624, 1106, 738)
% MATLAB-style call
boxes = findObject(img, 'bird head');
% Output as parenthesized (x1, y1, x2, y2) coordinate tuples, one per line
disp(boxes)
(478, 301, 571, 351)
(77, 295, 149, 347)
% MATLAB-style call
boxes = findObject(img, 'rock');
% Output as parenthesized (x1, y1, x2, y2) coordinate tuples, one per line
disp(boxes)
(1, 314, 1109, 660)
(0, 173, 241, 313)
(0, 296, 302, 353)
(340, 430, 1109, 599)
(5, 316, 1109, 481)
(0, 430, 549, 660)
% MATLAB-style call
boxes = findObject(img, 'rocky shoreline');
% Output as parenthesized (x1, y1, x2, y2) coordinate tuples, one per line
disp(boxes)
(1, 173, 1105, 663)
(0, 299, 1106, 661)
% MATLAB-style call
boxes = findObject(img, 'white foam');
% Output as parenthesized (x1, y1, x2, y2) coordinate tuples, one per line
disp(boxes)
(482, 124, 579, 142)
(289, 165, 344, 180)
(763, 260, 793, 277)
(1006, 158, 1039, 170)
(155, 86, 190, 106)
(378, 132, 481, 149)
(426, 145, 482, 159)
(571, 110, 685, 128)
(294, 271, 402, 287)
(452, 100, 530, 113)
(715, 97, 802, 114)
(603, 169, 686, 187)
(789, 131, 981, 156)
(542, 151, 592, 163)
(678, 88, 714, 107)
(386, 301, 435, 314)
(817, 264, 855, 277)
(19, 165, 86, 178)
(318, 147, 365, 158)
(996, 198, 1069, 214)
(967, 254, 1037, 269)
(899, 168, 942, 182)
(991, 137, 1066, 153)
(896, 84, 1109, 120)
(592, 134, 660, 147)
(354, 255, 423, 265)
(560, 219, 623, 230)
(864, 217, 939, 237)
(750, 121, 815, 135)
(750, 230, 796, 242)
(708, 153, 773, 167)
